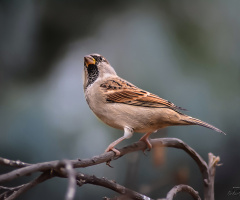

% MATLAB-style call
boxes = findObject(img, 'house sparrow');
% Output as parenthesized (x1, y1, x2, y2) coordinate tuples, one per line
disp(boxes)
(83, 54, 225, 155)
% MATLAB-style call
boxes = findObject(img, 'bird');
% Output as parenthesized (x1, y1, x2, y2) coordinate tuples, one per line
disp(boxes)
(83, 53, 225, 155)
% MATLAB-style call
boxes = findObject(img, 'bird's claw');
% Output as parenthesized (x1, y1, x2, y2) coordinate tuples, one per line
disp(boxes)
(139, 136, 152, 154)
(105, 147, 121, 167)
(106, 160, 114, 168)
(142, 147, 151, 156)
(105, 147, 121, 156)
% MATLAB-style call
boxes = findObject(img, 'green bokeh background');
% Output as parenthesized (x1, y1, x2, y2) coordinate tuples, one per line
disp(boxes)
(0, 1, 239, 199)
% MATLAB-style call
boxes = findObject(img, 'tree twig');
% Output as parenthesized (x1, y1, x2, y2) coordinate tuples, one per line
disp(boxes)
(75, 172, 153, 200)
(3, 171, 53, 200)
(0, 158, 30, 168)
(61, 160, 76, 200)
(0, 185, 26, 200)
(165, 184, 201, 200)
(204, 153, 221, 200)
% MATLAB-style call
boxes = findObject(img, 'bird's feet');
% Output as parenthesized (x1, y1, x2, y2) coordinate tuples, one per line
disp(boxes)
(104, 136, 126, 156)
(105, 146, 121, 167)
(139, 132, 153, 153)
(105, 146, 121, 156)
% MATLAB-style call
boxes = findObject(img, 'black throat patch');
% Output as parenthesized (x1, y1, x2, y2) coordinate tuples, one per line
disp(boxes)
(86, 64, 99, 88)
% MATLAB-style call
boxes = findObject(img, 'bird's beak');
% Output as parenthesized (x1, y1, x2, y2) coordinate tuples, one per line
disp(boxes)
(84, 55, 96, 67)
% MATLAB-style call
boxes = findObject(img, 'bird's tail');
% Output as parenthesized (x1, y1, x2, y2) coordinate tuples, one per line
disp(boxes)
(181, 116, 226, 135)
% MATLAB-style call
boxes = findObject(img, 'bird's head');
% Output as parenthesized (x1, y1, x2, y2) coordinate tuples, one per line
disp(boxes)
(83, 54, 116, 89)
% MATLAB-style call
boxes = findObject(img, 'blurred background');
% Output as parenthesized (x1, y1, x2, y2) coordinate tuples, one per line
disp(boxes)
(0, 0, 239, 199)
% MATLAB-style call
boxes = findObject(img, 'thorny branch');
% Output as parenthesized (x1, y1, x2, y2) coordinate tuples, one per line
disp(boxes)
(0, 138, 221, 200)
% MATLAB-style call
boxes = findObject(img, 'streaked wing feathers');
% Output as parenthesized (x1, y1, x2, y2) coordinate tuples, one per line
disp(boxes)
(100, 78, 186, 111)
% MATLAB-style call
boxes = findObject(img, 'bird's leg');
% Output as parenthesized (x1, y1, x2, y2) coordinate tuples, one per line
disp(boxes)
(105, 127, 133, 156)
(105, 136, 126, 156)
(139, 132, 153, 151)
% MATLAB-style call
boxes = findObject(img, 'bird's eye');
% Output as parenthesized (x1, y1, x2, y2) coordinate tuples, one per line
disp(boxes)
(99, 56, 103, 61)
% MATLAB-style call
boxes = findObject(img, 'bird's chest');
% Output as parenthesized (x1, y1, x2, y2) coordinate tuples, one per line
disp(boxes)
(84, 85, 122, 128)
(85, 86, 105, 114)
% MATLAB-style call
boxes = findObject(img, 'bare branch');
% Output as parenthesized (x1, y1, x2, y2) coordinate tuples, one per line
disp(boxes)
(203, 153, 221, 200)
(52, 168, 153, 200)
(0, 158, 30, 168)
(0, 185, 26, 200)
(0, 185, 26, 192)
(165, 184, 201, 200)
(75, 173, 153, 200)
(0, 138, 208, 184)
(61, 160, 76, 200)
(0, 138, 221, 200)
(0, 161, 53, 183)
(3, 171, 53, 200)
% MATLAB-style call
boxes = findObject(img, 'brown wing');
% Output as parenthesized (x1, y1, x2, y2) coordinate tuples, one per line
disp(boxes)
(100, 78, 186, 111)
